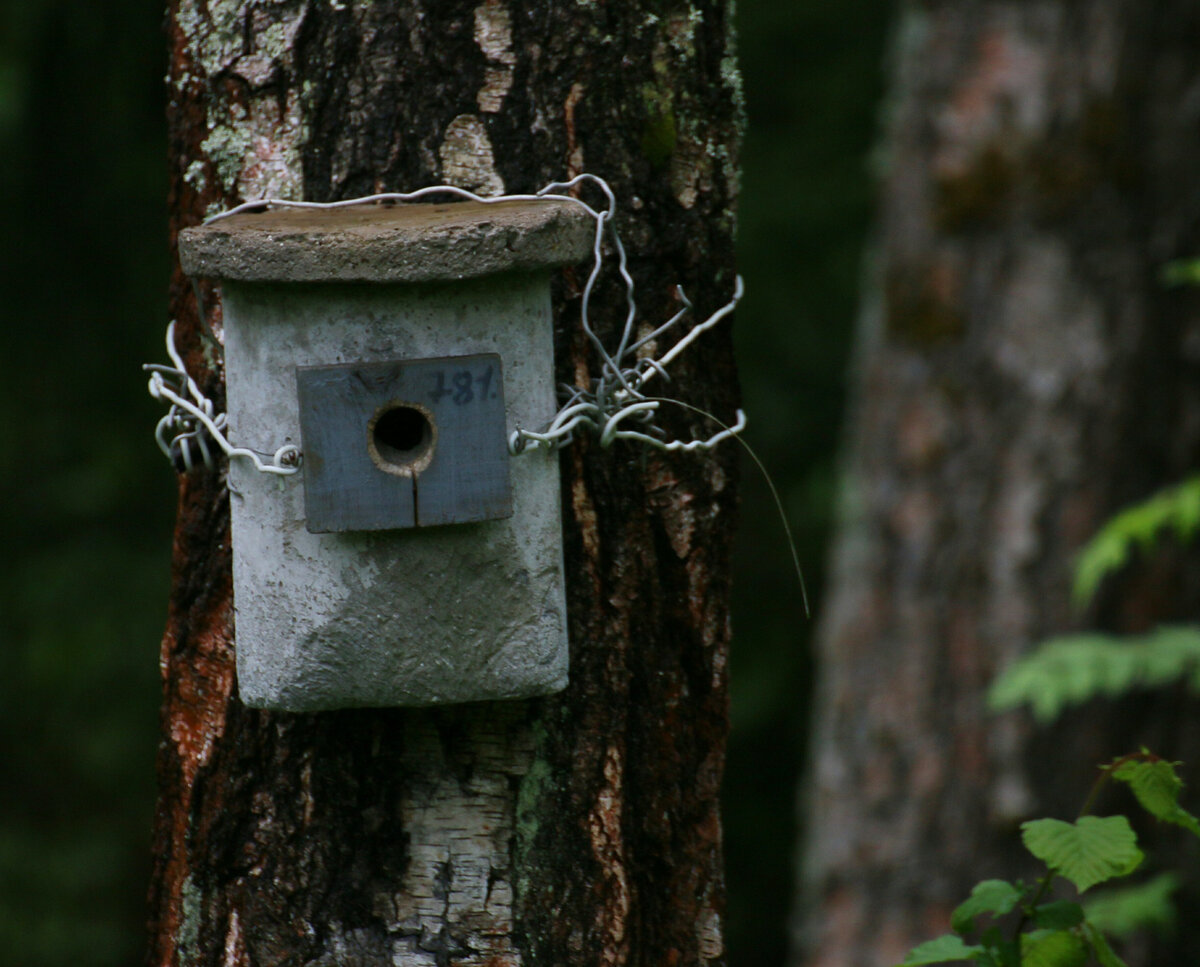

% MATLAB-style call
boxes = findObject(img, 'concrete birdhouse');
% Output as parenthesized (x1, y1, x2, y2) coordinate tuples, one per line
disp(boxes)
(177, 199, 591, 711)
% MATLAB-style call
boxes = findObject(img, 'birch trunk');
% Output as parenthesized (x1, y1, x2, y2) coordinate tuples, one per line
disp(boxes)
(149, 2, 743, 964)
(793, 2, 1200, 965)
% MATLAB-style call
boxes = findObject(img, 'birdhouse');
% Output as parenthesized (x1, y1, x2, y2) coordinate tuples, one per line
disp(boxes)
(177, 199, 591, 711)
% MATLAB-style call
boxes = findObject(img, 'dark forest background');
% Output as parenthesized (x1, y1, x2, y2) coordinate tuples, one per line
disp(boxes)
(0, 1, 888, 964)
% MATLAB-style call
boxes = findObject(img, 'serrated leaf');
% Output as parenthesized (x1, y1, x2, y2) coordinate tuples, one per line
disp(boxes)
(1019, 929, 1088, 967)
(1073, 476, 1200, 606)
(1082, 922, 1128, 967)
(951, 880, 1024, 933)
(1111, 759, 1200, 837)
(897, 933, 982, 965)
(1022, 816, 1143, 893)
(1139, 627, 1200, 688)
(988, 627, 1200, 724)
(1111, 758, 1180, 812)
(1074, 529, 1136, 608)
(1083, 873, 1179, 938)
(989, 637, 1135, 722)
(1032, 901, 1084, 930)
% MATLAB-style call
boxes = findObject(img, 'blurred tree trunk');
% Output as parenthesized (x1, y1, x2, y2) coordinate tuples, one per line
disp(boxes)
(148, 2, 743, 965)
(792, 2, 1200, 965)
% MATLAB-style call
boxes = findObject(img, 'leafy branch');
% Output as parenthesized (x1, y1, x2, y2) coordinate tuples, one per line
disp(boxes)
(988, 627, 1200, 723)
(913, 266, 1200, 966)
(897, 751, 1200, 967)
(988, 474, 1200, 722)
(1072, 475, 1200, 608)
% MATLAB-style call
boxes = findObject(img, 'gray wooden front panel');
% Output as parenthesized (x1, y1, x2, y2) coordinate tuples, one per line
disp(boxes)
(296, 354, 512, 533)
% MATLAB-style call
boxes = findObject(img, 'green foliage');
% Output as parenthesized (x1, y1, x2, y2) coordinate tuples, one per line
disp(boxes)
(988, 626, 1200, 723)
(988, 464, 1200, 723)
(1021, 817, 1142, 893)
(1083, 874, 1179, 939)
(989, 474, 1200, 722)
(1020, 929, 1088, 967)
(1160, 258, 1200, 287)
(952, 880, 1023, 934)
(1081, 923, 1125, 967)
(897, 752, 1198, 967)
(973, 473, 1200, 965)
(1111, 758, 1200, 836)
(898, 934, 983, 965)
(1072, 475, 1200, 607)
(1031, 902, 1085, 931)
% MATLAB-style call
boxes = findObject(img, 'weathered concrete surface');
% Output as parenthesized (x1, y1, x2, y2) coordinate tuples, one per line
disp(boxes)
(178, 198, 593, 283)
(222, 275, 566, 710)
(178, 203, 578, 711)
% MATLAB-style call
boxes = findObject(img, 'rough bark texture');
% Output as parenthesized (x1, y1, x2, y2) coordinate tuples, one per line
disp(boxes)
(792, 2, 1200, 965)
(148, 2, 742, 965)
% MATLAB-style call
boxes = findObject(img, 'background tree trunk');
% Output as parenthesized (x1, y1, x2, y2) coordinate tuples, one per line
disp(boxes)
(792, 2, 1200, 965)
(149, 2, 743, 965)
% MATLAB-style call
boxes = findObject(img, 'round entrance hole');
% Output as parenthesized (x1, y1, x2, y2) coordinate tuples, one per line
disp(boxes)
(367, 401, 436, 476)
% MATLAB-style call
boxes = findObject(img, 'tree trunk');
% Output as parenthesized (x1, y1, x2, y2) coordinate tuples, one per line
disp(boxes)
(793, 2, 1200, 965)
(148, 3, 742, 965)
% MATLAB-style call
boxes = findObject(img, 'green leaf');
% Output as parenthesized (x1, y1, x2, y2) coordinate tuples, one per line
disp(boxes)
(988, 627, 1200, 724)
(897, 934, 983, 965)
(980, 927, 1003, 948)
(1160, 258, 1200, 288)
(1111, 759, 1200, 837)
(1019, 929, 1088, 967)
(951, 880, 1024, 933)
(989, 636, 1136, 722)
(1073, 476, 1200, 607)
(1074, 528, 1136, 609)
(991, 938, 1020, 967)
(976, 929, 1019, 967)
(1083, 873, 1179, 938)
(1021, 816, 1143, 893)
(1032, 901, 1085, 930)
(1082, 922, 1128, 967)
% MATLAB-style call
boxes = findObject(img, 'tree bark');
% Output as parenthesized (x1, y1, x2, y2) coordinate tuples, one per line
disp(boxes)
(793, 2, 1200, 965)
(149, 3, 743, 965)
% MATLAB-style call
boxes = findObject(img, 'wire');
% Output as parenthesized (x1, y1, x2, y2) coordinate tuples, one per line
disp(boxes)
(144, 322, 300, 475)
(148, 174, 744, 473)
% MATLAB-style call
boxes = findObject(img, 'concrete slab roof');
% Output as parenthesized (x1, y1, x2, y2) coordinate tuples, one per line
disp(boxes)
(178, 198, 593, 283)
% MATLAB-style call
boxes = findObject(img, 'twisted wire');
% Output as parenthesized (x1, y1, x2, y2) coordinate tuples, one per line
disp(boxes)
(147, 174, 744, 473)
(144, 322, 301, 475)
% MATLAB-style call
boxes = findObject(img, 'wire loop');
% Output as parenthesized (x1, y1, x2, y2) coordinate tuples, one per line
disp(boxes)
(147, 174, 744, 474)
(144, 322, 301, 475)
